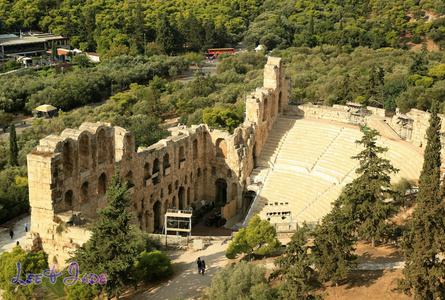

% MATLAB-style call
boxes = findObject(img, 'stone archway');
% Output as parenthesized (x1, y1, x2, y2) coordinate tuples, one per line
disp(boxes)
(244, 190, 256, 213)
(178, 187, 185, 210)
(153, 201, 162, 233)
(97, 173, 107, 196)
(145, 211, 149, 231)
(215, 178, 227, 207)
(65, 190, 74, 211)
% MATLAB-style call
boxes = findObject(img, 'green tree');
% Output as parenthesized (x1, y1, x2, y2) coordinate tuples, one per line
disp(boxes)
(338, 126, 398, 246)
(72, 54, 92, 68)
(73, 174, 140, 298)
(368, 66, 385, 107)
(400, 100, 445, 299)
(133, 250, 172, 283)
(207, 261, 276, 300)
(9, 124, 18, 166)
(0, 246, 48, 300)
(0, 110, 13, 132)
(312, 206, 357, 285)
(226, 215, 280, 259)
(274, 226, 319, 299)
(156, 15, 175, 55)
(409, 51, 428, 75)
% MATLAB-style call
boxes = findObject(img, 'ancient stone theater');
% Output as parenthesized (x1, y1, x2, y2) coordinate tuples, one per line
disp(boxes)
(27, 56, 434, 267)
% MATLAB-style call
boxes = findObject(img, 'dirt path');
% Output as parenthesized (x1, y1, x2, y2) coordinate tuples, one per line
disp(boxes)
(129, 239, 230, 300)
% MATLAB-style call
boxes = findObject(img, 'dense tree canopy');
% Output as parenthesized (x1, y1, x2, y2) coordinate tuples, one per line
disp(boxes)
(1, 0, 445, 56)
(273, 46, 445, 112)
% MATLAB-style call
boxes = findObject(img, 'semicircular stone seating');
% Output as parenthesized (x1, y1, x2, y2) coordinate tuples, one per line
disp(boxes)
(251, 117, 424, 226)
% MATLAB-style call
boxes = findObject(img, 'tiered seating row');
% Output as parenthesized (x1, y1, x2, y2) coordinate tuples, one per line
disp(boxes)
(247, 118, 424, 227)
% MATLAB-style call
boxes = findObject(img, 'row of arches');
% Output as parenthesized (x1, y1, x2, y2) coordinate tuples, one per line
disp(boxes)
(62, 128, 113, 177)
(63, 172, 107, 212)
(139, 139, 201, 185)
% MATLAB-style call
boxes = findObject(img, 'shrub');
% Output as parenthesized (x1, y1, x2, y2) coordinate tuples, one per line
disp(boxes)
(207, 261, 276, 300)
(134, 250, 173, 282)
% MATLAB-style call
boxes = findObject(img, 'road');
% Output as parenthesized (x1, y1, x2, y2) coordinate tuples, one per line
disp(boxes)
(129, 239, 229, 300)
(0, 214, 30, 253)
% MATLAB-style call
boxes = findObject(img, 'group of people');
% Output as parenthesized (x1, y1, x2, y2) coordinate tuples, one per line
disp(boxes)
(197, 257, 206, 275)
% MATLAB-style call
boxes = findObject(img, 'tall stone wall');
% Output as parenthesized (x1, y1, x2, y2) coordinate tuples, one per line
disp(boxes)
(26, 57, 288, 267)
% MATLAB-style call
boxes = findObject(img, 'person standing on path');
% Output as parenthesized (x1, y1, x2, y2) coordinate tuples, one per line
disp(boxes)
(197, 257, 202, 274)
(201, 260, 206, 275)
(9, 229, 14, 239)
(24, 223, 28, 233)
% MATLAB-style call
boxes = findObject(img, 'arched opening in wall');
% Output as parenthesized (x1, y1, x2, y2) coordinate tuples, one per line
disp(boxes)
(144, 211, 149, 231)
(215, 138, 227, 159)
(138, 213, 142, 230)
(231, 183, 237, 202)
(98, 173, 107, 196)
(97, 129, 107, 164)
(143, 162, 150, 185)
(187, 187, 190, 207)
(193, 139, 198, 159)
(172, 196, 177, 209)
(179, 146, 185, 168)
(178, 187, 185, 210)
(80, 182, 89, 203)
(278, 91, 282, 114)
(125, 171, 134, 188)
(152, 158, 160, 184)
(262, 98, 268, 121)
(65, 190, 74, 210)
(79, 134, 89, 172)
(194, 182, 198, 202)
(163, 153, 170, 175)
(215, 179, 227, 207)
(140, 198, 145, 211)
(153, 201, 162, 233)
(63, 142, 74, 177)
(244, 190, 257, 213)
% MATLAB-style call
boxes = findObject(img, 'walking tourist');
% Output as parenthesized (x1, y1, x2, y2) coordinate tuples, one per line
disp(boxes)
(24, 223, 28, 233)
(9, 229, 14, 239)
(197, 257, 202, 274)
(201, 260, 206, 275)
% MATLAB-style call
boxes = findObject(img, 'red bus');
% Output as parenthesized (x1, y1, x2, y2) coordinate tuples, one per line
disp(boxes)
(207, 48, 235, 58)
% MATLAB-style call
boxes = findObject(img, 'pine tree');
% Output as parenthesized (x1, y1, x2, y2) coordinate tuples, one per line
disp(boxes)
(312, 206, 357, 285)
(156, 15, 175, 55)
(400, 100, 445, 299)
(73, 174, 139, 298)
(368, 66, 385, 107)
(9, 123, 18, 166)
(274, 225, 319, 299)
(409, 51, 428, 75)
(339, 126, 398, 246)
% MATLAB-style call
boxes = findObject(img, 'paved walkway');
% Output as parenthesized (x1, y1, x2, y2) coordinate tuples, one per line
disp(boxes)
(130, 239, 229, 300)
(0, 215, 30, 253)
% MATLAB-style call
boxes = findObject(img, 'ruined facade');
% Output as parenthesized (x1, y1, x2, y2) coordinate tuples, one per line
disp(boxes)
(27, 57, 288, 267)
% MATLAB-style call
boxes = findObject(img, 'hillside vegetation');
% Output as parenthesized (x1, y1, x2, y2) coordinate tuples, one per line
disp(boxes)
(0, 0, 444, 55)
